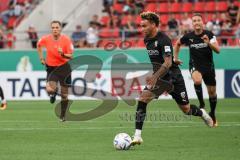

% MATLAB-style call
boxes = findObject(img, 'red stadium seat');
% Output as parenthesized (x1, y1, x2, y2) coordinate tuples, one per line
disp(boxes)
(194, 2, 205, 12)
(136, 39, 145, 48)
(99, 27, 112, 38)
(113, 3, 123, 14)
(182, 2, 193, 13)
(100, 16, 110, 26)
(216, 1, 228, 12)
(158, 3, 168, 13)
(170, 2, 181, 13)
(136, 16, 141, 25)
(205, 1, 216, 12)
(145, 3, 157, 12)
(174, 14, 181, 20)
(112, 28, 120, 38)
(7, 16, 17, 28)
(160, 14, 168, 25)
(121, 15, 129, 26)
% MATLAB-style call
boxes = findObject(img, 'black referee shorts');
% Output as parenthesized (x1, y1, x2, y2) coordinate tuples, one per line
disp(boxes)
(46, 63, 72, 86)
(144, 73, 189, 106)
(189, 65, 216, 86)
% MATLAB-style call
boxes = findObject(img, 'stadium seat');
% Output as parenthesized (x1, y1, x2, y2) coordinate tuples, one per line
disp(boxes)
(113, 3, 123, 14)
(194, 2, 205, 12)
(205, 1, 216, 12)
(170, 2, 181, 13)
(145, 3, 157, 12)
(182, 2, 193, 13)
(99, 27, 112, 38)
(0, 0, 9, 12)
(158, 3, 168, 13)
(160, 14, 169, 25)
(136, 39, 145, 48)
(216, 1, 228, 12)
(135, 16, 141, 25)
(121, 15, 129, 26)
(174, 14, 181, 20)
(100, 16, 110, 26)
(7, 16, 17, 29)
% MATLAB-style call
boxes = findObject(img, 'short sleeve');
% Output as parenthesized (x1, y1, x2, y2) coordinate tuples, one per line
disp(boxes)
(160, 36, 173, 57)
(37, 36, 47, 47)
(180, 34, 188, 45)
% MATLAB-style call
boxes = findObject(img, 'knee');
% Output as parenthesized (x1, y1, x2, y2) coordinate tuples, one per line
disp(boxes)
(194, 80, 202, 85)
(46, 86, 56, 94)
(208, 89, 216, 97)
(139, 95, 151, 104)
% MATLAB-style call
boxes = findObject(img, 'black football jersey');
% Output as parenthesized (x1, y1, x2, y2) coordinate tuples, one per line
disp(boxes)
(180, 30, 216, 71)
(144, 32, 181, 80)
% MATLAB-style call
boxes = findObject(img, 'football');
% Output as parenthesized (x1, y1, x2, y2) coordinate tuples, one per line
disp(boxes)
(113, 133, 132, 150)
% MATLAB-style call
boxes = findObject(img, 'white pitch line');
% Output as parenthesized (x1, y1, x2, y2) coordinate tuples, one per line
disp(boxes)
(0, 124, 239, 131)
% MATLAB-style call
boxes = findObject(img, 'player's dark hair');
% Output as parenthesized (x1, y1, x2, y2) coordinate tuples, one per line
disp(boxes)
(140, 11, 160, 26)
(192, 13, 203, 19)
(51, 20, 62, 27)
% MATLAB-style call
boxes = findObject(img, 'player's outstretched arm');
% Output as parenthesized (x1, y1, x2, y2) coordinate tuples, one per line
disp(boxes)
(173, 39, 183, 65)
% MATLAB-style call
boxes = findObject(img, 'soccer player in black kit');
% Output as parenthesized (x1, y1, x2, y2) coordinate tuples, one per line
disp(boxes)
(174, 13, 220, 127)
(131, 12, 213, 146)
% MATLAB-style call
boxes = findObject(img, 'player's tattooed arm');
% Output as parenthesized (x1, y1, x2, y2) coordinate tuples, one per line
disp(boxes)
(201, 34, 220, 54)
(146, 55, 172, 88)
(173, 39, 183, 65)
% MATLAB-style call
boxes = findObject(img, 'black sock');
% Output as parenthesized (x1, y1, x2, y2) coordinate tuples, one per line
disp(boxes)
(209, 96, 217, 116)
(60, 100, 69, 118)
(194, 84, 205, 108)
(187, 104, 203, 117)
(135, 101, 147, 130)
(0, 86, 4, 100)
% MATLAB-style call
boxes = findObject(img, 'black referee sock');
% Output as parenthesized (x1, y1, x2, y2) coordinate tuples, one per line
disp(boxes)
(194, 84, 205, 108)
(187, 104, 203, 117)
(209, 96, 217, 116)
(0, 86, 4, 100)
(135, 101, 147, 130)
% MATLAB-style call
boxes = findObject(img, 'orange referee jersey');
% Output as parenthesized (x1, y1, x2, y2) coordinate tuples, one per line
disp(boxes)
(37, 34, 74, 66)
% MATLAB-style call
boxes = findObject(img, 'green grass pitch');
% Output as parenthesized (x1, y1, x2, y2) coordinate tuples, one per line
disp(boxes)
(0, 99, 239, 160)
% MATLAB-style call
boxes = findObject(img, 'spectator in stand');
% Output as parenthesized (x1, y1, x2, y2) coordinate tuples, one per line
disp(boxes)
(71, 25, 86, 48)
(89, 14, 102, 28)
(103, 0, 114, 16)
(235, 23, 240, 39)
(6, 29, 16, 49)
(180, 13, 192, 34)
(219, 13, 232, 46)
(26, 25, 38, 48)
(0, 29, 6, 49)
(206, 13, 221, 36)
(86, 22, 99, 48)
(123, 14, 137, 37)
(133, 0, 145, 14)
(168, 14, 179, 38)
(123, 0, 134, 14)
(227, 0, 239, 26)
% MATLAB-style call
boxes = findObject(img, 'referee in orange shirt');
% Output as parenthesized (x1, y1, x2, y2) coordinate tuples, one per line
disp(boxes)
(37, 20, 74, 121)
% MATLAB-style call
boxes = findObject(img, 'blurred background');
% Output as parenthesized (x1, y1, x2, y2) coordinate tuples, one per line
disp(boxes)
(0, 0, 239, 49)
